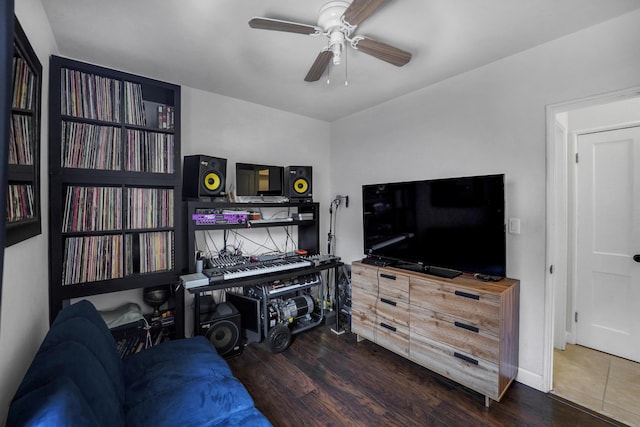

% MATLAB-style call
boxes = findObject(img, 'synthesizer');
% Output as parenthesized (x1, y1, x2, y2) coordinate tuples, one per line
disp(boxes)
(203, 257, 313, 283)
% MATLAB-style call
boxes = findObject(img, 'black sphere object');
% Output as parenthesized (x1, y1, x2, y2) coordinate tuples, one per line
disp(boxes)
(143, 286, 169, 318)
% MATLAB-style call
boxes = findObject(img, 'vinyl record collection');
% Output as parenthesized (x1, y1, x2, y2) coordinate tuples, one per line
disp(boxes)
(12, 56, 35, 110)
(62, 186, 122, 232)
(7, 184, 35, 223)
(125, 129, 174, 173)
(61, 121, 121, 170)
(62, 230, 174, 285)
(9, 114, 33, 165)
(125, 231, 174, 275)
(124, 81, 146, 126)
(62, 235, 123, 285)
(61, 67, 121, 122)
(126, 187, 174, 229)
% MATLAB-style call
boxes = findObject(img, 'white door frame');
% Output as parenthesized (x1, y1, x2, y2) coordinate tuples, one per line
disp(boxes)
(543, 86, 640, 392)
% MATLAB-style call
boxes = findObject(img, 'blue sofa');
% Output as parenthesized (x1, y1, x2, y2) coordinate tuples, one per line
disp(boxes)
(7, 300, 271, 427)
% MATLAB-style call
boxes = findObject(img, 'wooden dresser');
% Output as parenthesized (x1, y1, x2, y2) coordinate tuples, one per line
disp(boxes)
(351, 261, 519, 407)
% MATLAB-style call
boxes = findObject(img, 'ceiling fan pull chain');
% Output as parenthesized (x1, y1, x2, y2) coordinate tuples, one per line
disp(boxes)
(326, 62, 331, 85)
(344, 48, 349, 86)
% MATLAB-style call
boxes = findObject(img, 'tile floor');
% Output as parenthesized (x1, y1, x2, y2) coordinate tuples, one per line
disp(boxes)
(553, 344, 640, 427)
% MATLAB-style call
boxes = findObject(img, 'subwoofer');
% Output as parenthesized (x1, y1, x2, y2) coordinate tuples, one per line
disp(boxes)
(199, 302, 242, 358)
(285, 166, 312, 202)
(182, 155, 227, 199)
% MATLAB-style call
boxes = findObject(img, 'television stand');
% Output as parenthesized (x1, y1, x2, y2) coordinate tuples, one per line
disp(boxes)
(351, 261, 519, 407)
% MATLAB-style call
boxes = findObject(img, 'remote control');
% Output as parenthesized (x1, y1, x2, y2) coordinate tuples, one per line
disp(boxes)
(474, 273, 503, 282)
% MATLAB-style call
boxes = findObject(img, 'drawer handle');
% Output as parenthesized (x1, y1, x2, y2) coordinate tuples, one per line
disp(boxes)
(380, 298, 397, 306)
(454, 352, 479, 365)
(380, 273, 396, 280)
(380, 322, 396, 332)
(454, 290, 480, 300)
(455, 321, 479, 333)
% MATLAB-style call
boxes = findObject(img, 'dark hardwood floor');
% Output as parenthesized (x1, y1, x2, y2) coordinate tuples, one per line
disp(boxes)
(227, 325, 628, 427)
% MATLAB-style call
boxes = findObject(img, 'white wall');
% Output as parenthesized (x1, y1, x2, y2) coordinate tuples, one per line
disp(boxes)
(330, 10, 640, 391)
(0, 0, 57, 422)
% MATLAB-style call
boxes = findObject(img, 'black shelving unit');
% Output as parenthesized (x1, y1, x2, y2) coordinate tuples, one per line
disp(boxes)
(48, 56, 183, 336)
(7, 17, 42, 246)
(184, 200, 341, 351)
(184, 201, 320, 272)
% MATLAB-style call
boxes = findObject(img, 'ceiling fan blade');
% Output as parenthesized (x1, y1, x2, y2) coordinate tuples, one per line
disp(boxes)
(354, 37, 411, 67)
(342, 0, 392, 26)
(249, 17, 320, 35)
(304, 50, 333, 82)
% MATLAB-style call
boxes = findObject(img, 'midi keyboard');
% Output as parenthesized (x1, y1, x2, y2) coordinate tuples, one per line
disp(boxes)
(203, 257, 313, 283)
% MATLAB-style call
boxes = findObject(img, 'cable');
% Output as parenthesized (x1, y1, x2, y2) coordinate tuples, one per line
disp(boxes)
(327, 197, 341, 255)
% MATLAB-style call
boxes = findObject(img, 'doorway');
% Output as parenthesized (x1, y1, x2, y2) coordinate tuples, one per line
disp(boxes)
(546, 91, 640, 425)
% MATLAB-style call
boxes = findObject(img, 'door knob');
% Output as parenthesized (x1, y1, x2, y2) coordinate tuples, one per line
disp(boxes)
(634, 254, 640, 263)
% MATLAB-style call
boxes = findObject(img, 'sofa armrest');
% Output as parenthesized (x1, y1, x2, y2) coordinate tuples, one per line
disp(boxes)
(8, 377, 100, 427)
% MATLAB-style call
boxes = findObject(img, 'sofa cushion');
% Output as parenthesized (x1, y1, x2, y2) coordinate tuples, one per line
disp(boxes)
(41, 316, 125, 402)
(7, 376, 100, 427)
(52, 300, 121, 357)
(123, 336, 267, 427)
(13, 341, 125, 426)
(210, 407, 273, 427)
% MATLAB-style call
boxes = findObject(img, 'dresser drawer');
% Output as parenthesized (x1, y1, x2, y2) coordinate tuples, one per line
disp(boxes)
(352, 263, 379, 294)
(377, 297, 410, 328)
(410, 335, 499, 399)
(375, 318, 410, 357)
(351, 288, 377, 340)
(378, 267, 409, 302)
(410, 277, 500, 334)
(411, 306, 499, 364)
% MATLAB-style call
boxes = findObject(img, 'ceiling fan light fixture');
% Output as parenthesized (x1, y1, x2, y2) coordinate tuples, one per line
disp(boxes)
(318, 1, 350, 32)
(329, 31, 345, 65)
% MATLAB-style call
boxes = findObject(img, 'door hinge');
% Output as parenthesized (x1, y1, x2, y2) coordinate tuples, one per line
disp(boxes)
(575, 153, 579, 163)
(575, 312, 578, 323)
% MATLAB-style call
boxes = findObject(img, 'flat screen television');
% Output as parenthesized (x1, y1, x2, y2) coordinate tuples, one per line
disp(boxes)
(235, 163, 284, 197)
(362, 174, 506, 278)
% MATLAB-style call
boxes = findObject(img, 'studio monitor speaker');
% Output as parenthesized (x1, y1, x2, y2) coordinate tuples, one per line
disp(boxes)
(182, 155, 227, 199)
(285, 166, 312, 202)
(198, 302, 241, 358)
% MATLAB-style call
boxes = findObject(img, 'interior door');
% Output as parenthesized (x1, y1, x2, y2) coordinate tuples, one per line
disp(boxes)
(576, 126, 640, 363)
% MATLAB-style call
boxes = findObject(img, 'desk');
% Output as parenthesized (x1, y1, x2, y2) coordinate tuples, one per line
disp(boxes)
(188, 260, 343, 351)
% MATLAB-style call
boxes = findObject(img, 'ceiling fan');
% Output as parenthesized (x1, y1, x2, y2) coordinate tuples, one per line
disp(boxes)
(248, 0, 412, 82)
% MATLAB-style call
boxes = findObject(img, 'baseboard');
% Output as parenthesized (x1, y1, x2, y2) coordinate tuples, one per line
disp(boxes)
(515, 367, 545, 392)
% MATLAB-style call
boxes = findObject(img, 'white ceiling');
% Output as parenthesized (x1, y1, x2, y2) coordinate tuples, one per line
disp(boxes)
(41, 0, 640, 122)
